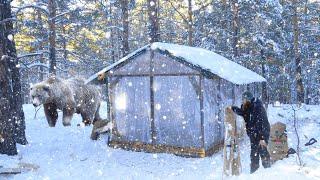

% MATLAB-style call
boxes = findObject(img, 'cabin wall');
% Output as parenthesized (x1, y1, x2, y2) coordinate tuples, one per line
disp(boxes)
(109, 51, 203, 148)
(113, 51, 151, 75)
(153, 52, 199, 75)
(106, 49, 263, 155)
(203, 77, 224, 150)
(154, 76, 201, 148)
(109, 76, 152, 143)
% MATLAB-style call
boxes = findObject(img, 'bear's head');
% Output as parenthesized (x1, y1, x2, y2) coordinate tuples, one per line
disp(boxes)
(30, 76, 58, 107)
(30, 83, 51, 107)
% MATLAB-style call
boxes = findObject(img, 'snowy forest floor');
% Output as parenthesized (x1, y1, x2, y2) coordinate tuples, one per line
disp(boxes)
(1, 103, 320, 180)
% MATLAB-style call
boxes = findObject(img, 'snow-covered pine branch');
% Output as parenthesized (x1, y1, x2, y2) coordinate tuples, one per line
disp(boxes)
(50, 8, 80, 21)
(0, 17, 17, 25)
(15, 4, 49, 16)
(21, 62, 49, 69)
(105, 26, 124, 31)
(18, 51, 48, 59)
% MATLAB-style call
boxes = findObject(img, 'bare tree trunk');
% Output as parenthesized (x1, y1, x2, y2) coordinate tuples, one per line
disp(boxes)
(292, 0, 304, 104)
(0, 0, 27, 146)
(231, 0, 239, 58)
(221, 0, 229, 53)
(121, 0, 130, 56)
(0, 0, 27, 155)
(187, 0, 193, 46)
(0, 56, 17, 155)
(48, 0, 56, 75)
(147, 0, 160, 43)
(37, 9, 45, 81)
(261, 51, 268, 108)
(109, 5, 115, 63)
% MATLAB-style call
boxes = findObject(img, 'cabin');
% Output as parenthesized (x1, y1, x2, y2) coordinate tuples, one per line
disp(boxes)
(87, 42, 266, 157)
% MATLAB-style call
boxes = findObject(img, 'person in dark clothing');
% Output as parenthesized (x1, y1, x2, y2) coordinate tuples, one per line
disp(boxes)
(232, 91, 271, 173)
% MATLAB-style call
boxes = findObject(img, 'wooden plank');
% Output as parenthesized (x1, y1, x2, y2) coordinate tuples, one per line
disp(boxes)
(200, 75, 205, 149)
(108, 78, 120, 141)
(106, 77, 111, 122)
(107, 73, 202, 77)
(0, 168, 21, 175)
(150, 50, 156, 144)
(205, 140, 224, 157)
(109, 140, 207, 158)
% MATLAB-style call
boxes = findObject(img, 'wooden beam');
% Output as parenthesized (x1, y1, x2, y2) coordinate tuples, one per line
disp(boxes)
(109, 73, 201, 77)
(150, 50, 156, 144)
(200, 75, 205, 149)
(109, 140, 207, 158)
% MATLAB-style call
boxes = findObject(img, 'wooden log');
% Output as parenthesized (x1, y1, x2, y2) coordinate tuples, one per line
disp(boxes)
(223, 106, 241, 176)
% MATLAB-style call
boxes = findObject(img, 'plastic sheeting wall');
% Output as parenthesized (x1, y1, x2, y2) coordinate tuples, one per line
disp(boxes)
(110, 76, 152, 143)
(113, 51, 151, 75)
(153, 52, 199, 75)
(154, 76, 201, 148)
(203, 77, 222, 149)
(108, 50, 251, 150)
(203, 78, 242, 150)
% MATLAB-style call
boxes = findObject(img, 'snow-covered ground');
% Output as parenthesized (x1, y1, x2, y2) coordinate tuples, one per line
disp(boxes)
(1, 103, 320, 180)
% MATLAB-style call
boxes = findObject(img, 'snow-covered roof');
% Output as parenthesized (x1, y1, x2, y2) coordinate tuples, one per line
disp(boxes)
(86, 42, 266, 85)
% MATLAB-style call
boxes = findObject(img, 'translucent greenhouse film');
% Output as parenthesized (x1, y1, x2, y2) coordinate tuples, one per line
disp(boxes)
(203, 77, 223, 150)
(153, 52, 199, 75)
(112, 51, 151, 75)
(110, 76, 152, 143)
(154, 76, 201, 148)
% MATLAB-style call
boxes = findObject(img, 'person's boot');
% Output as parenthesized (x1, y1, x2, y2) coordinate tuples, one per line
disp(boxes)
(250, 163, 259, 174)
(262, 157, 271, 168)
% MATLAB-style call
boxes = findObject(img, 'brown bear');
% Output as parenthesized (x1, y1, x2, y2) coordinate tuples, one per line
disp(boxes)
(30, 76, 102, 127)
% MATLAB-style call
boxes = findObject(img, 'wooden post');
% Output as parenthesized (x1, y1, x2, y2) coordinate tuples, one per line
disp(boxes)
(150, 50, 156, 144)
(106, 75, 111, 124)
(200, 76, 205, 150)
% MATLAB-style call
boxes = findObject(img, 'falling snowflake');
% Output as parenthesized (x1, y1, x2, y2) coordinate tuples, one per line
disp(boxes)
(155, 103, 161, 110)
(7, 34, 13, 41)
(105, 31, 111, 39)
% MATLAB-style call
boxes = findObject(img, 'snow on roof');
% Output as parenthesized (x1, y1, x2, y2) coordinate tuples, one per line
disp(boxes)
(151, 42, 266, 84)
(86, 42, 266, 85)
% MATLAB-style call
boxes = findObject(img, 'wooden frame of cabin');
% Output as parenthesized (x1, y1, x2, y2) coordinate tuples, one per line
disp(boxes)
(98, 47, 261, 157)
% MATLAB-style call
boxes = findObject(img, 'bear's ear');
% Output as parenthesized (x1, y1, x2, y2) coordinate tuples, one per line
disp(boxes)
(47, 76, 56, 84)
(43, 84, 50, 92)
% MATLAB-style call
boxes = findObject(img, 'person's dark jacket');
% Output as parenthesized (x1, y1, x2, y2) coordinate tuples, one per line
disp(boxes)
(232, 98, 270, 143)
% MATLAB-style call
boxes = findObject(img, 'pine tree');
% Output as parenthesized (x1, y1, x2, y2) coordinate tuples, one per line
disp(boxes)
(0, 0, 28, 155)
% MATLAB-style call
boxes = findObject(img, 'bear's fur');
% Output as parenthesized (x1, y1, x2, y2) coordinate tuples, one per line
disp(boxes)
(30, 76, 102, 127)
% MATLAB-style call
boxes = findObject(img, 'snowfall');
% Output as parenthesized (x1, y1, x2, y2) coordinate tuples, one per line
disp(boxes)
(1, 102, 320, 180)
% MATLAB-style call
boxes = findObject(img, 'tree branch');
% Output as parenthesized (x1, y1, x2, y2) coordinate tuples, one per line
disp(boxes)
(15, 5, 49, 16)
(0, 18, 17, 25)
(17, 51, 49, 59)
(166, 0, 188, 22)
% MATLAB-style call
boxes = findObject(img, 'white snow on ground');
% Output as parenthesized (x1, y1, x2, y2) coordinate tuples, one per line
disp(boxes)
(1, 103, 320, 180)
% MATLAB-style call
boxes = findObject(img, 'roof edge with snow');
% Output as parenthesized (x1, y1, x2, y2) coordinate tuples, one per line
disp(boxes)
(86, 42, 266, 85)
